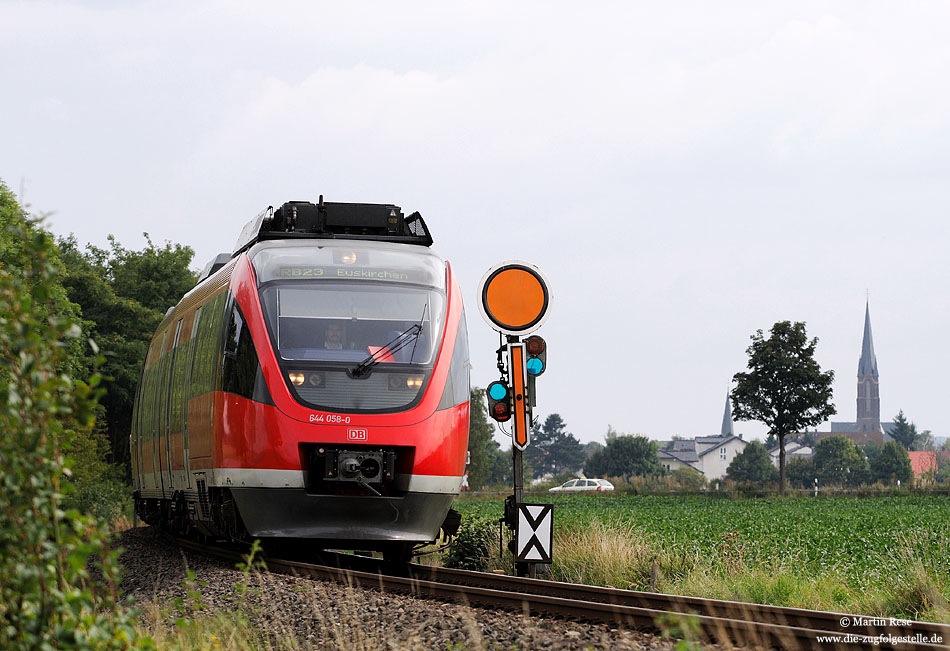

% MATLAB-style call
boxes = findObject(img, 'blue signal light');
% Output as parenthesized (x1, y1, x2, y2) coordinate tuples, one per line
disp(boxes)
(526, 358, 544, 375)
(488, 382, 508, 400)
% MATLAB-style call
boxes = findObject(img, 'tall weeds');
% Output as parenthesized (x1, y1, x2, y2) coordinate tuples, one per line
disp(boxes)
(544, 518, 949, 623)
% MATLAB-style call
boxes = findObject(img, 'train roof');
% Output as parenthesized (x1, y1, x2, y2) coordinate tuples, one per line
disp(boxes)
(198, 198, 433, 283)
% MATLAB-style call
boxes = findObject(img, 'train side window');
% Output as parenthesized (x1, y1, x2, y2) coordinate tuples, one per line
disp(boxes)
(169, 319, 185, 434)
(189, 293, 227, 398)
(437, 308, 471, 410)
(151, 329, 168, 440)
(191, 303, 212, 398)
(223, 298, 263, 400)
(208, 292, 228, 392)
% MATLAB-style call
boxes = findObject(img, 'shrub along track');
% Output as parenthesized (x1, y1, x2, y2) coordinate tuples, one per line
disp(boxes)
(172, 536, 949, 650)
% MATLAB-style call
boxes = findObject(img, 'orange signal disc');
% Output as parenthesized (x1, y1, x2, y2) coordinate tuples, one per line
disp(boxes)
(483, 267, 547, 332)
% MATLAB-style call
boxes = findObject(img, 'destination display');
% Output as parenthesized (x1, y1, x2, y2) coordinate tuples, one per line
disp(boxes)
(277, 266, 415, 282)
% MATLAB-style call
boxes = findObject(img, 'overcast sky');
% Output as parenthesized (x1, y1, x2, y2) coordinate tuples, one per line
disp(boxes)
(3, 1, 949, 445)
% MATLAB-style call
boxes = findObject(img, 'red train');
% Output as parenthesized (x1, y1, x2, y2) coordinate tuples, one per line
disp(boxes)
(131, 200, 470, 561)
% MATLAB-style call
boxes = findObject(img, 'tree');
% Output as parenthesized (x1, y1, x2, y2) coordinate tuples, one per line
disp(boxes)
(582, 441, 604, 460)
(911, 430, 935, 452)
(726, 441, 778, 483)
(584, 433, 664, 479)
(0, 183, 122, 513)
(0, 201, 144, 646)
(467, 388, 505, 489)
(525, 413, 585, 478)
(58, 233, 197, 468)
(937, 455, 950, 484)
(731, 321, 836, 494)
(871, 441, 912, 485)
(786, 457, 816, 489)
(861, 440, 882, 464)
(813, 436, 868, 486)
(890, 410, 918, 450)
(490, 445, 512, 484)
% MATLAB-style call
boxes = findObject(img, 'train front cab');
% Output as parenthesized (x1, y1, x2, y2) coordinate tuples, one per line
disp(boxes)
(132, 239, 470, 554)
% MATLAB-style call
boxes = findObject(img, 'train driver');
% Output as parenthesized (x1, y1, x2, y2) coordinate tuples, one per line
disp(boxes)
(324, 322, 348, 350)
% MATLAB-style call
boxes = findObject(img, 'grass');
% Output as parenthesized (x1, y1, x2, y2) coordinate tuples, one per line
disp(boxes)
(450, 493, 950, 623)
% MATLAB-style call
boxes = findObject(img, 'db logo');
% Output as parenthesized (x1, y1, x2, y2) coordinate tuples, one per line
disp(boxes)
(347, 428, 368, 441)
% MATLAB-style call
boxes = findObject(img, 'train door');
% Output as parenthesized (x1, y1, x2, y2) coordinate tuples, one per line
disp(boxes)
(163, 319, 183, 495)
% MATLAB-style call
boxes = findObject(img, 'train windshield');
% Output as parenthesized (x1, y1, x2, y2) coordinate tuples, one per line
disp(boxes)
(261, 285, 444, 365)
(252, 242, 448, 412)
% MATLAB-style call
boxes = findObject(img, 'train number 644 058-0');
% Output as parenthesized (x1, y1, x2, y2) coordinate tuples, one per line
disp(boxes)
(130, 198, 469, 564)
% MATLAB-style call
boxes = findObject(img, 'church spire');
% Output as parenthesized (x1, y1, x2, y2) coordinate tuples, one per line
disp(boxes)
(856, 301, 881, 433)
(721, 393, 734, 437)
(857, 301, 879, 379)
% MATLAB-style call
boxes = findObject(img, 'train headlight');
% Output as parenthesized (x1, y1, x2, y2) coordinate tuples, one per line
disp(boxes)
(388, 375, 425, 390)
(289, 372, 305, 386)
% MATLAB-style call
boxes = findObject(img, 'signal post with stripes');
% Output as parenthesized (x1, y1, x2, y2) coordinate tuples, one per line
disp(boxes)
(477, 261, 552, 577)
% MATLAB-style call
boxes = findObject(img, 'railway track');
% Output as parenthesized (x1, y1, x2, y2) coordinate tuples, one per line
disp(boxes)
(171, 537, 949, 650)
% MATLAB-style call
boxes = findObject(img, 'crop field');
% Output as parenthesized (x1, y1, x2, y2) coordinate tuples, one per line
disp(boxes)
(451, 494, 950, 620)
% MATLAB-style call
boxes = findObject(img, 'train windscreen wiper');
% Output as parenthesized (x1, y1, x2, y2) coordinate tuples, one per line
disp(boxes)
(351, 304, 428, 378)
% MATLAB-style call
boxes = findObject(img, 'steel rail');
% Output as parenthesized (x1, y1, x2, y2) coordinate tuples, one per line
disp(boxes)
(169, 537, 949, 650)
(410, 563, 950, 647)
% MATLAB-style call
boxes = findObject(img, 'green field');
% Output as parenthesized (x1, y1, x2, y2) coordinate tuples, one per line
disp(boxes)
(451, 494, 950, 620)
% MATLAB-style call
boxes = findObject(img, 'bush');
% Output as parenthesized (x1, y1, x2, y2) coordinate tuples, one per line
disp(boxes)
(671, 466, 707, 490)
(443, 516, 497, 571)
(64, 472, 130, 524)
(726, 441, 778, 484)
(871, 441, 913, 485)
(0, 210, 146, 648)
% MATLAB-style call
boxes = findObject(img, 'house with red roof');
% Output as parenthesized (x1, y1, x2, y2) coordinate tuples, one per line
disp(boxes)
(907, 450, 937, 484)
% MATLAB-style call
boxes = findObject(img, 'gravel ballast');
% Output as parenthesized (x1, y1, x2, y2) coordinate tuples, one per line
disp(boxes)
(117, 526, 681, 649)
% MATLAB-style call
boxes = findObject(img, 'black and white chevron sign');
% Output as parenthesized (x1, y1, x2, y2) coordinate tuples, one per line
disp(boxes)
(515, 503, 553, 563)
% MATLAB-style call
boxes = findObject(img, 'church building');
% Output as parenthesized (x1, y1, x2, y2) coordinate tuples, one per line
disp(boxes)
(815, 302, 895, 446)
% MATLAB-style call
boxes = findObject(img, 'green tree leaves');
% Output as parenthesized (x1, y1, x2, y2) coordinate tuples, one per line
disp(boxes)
(57, 233, 197, 469)
(731, 321, 836, 494)
(726, 440, 778, 483)
(585, 433, 664, 479)
(871, 441, 913, 485)
(890, 410, 917, 450)
(0, 189, 145, 647)
(525, 413, 585, 479)
(813, 436, 868, 486)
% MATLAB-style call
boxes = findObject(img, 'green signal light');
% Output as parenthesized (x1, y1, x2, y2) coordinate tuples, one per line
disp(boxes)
(526, 358, 544, 375)
(488, 382, 508, 400)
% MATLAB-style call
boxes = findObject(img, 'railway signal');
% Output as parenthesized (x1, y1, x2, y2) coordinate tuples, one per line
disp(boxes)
(486, 380, 511, 422)
(525, 335, 546, 376)
(477, 260, 553, 576)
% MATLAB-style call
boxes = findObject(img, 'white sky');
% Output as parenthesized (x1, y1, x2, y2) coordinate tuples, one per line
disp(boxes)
(3, 1, 949, 444)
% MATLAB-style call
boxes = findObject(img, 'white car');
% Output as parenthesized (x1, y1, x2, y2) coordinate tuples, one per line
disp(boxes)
(548, 478, 614, 493)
